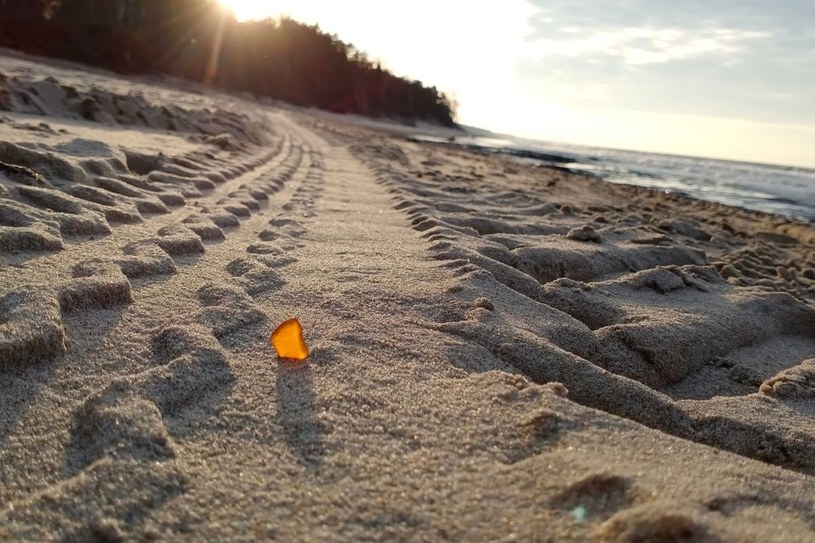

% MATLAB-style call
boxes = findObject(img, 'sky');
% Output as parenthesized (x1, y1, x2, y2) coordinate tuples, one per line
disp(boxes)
(220, 0, 815, 168)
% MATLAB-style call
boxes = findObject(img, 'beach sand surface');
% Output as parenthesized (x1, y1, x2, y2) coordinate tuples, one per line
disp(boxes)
(1, 51, 814, 541)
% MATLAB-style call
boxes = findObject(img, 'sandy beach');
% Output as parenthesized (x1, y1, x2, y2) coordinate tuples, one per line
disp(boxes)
(1, 51, 815, 542)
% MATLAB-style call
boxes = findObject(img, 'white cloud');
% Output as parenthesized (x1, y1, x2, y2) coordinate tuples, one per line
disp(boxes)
(459, 1, 815, 166)
(513, 1, 815, 124)
(525, 26, 769, 66)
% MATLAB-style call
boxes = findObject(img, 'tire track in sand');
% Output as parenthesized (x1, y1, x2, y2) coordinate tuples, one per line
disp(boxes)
(341, 123, 815, 478)
(0, 114, 318, 512)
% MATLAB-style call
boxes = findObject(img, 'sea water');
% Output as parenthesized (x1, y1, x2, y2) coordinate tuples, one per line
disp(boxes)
(418, 133, 815, 222)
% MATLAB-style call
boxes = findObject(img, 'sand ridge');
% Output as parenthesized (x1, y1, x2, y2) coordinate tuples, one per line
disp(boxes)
(337, 124, 815, 475)
(1, 53, 815, 541)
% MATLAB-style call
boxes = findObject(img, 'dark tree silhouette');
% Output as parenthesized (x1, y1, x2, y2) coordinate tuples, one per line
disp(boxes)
(0, 0, 456, 125)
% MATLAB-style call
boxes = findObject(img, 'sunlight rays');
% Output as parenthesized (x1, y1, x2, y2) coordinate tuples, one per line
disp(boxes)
(218, 0, 286, 22)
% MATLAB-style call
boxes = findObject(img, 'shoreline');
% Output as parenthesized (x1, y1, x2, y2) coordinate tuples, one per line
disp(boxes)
(402, 132, 815, 224)
(374, 118, 815, 246)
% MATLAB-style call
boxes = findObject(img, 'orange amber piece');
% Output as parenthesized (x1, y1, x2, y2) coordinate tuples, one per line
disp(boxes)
(271, 318, 309, 361)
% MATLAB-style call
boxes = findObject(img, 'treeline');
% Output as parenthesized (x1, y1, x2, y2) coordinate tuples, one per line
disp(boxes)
(0, 0, 456, 125)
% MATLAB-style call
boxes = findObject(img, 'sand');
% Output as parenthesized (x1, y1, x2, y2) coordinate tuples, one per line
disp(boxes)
(1, 50, 815, 542)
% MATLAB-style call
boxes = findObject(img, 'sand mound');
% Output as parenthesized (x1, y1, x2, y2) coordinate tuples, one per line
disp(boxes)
(351, 128, 815, 479)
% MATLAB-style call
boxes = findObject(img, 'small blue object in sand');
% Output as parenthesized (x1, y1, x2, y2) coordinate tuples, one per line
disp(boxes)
(571, 505, 588, 522)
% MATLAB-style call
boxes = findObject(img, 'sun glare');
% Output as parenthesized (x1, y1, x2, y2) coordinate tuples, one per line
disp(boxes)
(218, 0, 281, 22)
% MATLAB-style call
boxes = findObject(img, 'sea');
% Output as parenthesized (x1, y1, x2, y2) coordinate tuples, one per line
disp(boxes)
(415, 132, 815, 223)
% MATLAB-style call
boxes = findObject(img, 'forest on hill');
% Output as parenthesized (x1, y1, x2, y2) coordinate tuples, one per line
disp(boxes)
(0, 0, 456, 125)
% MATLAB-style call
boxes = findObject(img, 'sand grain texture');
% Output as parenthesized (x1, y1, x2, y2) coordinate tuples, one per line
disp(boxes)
(1, 52, 815, 542)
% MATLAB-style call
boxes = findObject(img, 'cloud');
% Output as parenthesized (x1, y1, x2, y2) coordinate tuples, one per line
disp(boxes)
(527, 27, 768, 66)
(517, 0, 815, 123)
(523, 0, 807, 39)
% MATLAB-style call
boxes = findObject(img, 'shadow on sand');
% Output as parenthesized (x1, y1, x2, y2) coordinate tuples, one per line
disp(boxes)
(275, 355, 327, 469)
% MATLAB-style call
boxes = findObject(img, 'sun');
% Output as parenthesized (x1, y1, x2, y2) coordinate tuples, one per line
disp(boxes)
(217, 0, 280, 22)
